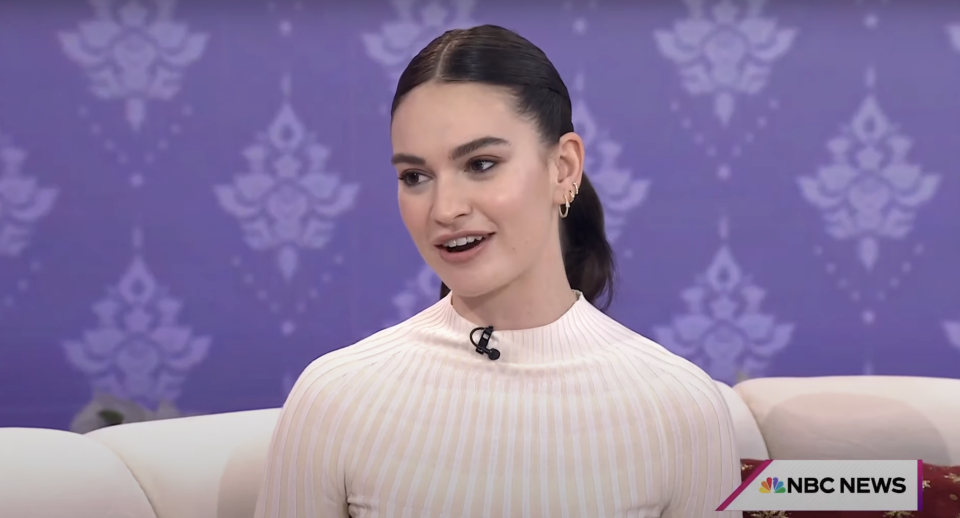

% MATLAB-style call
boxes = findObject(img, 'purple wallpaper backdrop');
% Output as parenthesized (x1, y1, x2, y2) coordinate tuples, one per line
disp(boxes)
(1, 0, 959, 430)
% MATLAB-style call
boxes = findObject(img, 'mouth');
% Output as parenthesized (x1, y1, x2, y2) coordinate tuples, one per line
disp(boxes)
(435, 233, 493, 254)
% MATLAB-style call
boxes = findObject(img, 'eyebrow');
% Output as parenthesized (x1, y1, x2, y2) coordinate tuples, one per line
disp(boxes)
(390, 136, 511, 166)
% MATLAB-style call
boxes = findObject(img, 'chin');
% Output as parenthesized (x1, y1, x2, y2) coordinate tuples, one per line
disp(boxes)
(438, 278, 495, 299)
(436, 269, 511, 300)
(419, 242, 518, 299)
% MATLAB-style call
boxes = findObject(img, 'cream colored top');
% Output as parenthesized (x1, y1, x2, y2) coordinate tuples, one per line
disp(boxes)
(255, 292, 742, 518)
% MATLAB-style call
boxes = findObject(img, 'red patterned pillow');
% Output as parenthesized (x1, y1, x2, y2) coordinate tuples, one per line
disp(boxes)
(738, 459, 960, 517)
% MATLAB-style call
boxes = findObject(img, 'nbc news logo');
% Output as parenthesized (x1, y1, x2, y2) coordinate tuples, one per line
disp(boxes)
(718, 460, 920, 512)
(758, 476, 907, 494)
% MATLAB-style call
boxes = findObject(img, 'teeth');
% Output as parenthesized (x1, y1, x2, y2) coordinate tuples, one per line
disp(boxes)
(444, 235, 485, 248)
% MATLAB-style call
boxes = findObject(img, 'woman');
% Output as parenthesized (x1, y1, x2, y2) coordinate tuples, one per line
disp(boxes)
(255, 25, 742, 518)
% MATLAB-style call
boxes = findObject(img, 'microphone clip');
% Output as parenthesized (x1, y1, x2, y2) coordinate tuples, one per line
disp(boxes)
(470, 326, 500, 361)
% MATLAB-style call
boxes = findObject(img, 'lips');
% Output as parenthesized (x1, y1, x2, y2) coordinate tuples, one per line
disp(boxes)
(433, 232, 494, 249)
(442, 236, 485, 253)
(435, 233, 494, 264)
(438, 234, 487, 251)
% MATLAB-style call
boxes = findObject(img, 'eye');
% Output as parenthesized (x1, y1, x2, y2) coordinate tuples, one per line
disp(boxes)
(398, 171, 428, 187)
(467, 159, 497, 173)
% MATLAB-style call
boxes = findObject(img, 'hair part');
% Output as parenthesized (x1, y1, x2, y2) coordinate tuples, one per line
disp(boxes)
(391, 24, 616, 310)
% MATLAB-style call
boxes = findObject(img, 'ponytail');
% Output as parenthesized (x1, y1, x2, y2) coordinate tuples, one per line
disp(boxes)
(437, 172, 616, 310)
(559, 172, 616, 310)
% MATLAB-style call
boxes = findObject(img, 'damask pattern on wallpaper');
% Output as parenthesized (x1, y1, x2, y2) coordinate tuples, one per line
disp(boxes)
(55, 0, 214, 407)
(0, 0, 958, 427)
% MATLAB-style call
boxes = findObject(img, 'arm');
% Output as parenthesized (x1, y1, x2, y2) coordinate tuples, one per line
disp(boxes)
(661, 377, 743, 518)
(254, 359, 351, 518)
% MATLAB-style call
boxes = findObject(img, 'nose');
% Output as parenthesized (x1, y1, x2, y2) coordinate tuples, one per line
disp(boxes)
(431, 176, 471, 226)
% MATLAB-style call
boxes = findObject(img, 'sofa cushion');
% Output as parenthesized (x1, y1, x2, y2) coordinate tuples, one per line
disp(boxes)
(735, 376, 960, 464)
(0, 427, 156, 518)
(87, 408, 281, 518)
(740, 458, 960, 517)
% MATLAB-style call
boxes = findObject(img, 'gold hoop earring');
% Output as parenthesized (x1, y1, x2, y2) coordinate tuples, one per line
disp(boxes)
(573, 182, 579, 196)
(559, 193, 571, 218)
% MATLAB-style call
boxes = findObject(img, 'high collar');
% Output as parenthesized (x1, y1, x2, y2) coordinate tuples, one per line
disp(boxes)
(406, 290, 617, 365)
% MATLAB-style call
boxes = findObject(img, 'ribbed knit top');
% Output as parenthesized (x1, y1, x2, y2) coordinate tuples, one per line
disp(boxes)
(255, 292, 743, 518)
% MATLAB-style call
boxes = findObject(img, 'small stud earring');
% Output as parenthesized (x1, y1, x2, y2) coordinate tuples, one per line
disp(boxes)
(559, 193, 571, 218)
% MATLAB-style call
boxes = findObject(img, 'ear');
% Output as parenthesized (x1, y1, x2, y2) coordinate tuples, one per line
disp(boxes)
(552, 132, 585, 206)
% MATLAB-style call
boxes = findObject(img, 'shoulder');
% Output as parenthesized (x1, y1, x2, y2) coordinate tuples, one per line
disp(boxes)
(632, 333, 722, 399)
(284, 301, 449, 403)
(600, 325, 737, 458)
(595, 311, 728, 414)
(284, 317, 420, 403)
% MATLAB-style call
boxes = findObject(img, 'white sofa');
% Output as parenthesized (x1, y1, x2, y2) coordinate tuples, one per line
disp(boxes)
(1, 375, 958, 518)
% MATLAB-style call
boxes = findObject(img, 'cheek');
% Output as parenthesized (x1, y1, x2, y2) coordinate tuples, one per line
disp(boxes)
(484, 190, 526, 218)
(489, 164, 552, 212)
(397, 192, 427, 236)
(487, 173, 553, 244)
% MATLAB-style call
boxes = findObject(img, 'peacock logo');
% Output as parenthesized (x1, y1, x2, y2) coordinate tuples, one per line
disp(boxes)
(759, 477, 786, 493)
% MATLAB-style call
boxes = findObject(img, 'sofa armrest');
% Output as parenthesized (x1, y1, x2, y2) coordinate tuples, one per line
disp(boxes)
(714, 381, 769, 460)
(0, 427, 156, 518)
(735, 375, 960, 463)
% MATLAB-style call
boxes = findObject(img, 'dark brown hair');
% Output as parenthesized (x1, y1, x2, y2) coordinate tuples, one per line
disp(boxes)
(390, 24, 616, 310)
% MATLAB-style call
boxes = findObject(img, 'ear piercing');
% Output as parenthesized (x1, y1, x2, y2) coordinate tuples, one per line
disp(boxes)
(559, 182, 579, 219)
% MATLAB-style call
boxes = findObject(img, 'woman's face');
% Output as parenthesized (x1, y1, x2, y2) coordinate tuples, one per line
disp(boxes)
(390, 82, 574, 299)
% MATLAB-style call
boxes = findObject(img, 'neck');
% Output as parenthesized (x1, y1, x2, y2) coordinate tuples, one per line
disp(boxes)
(450, 249, 577, 330)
